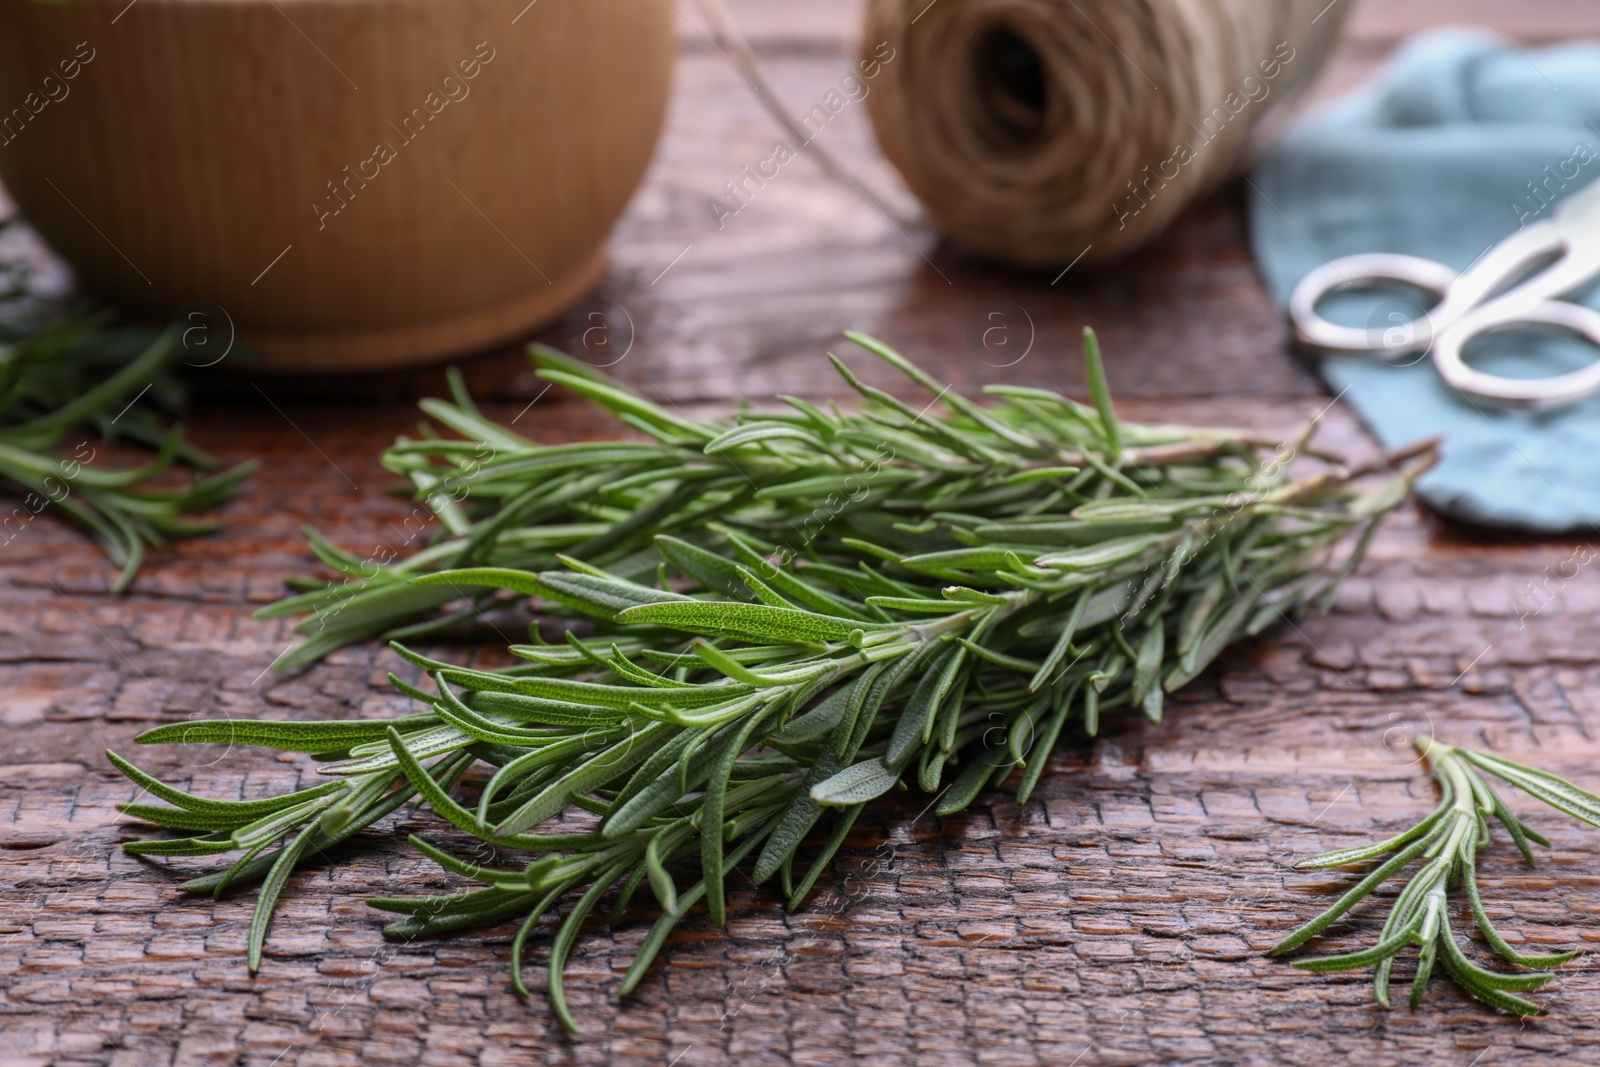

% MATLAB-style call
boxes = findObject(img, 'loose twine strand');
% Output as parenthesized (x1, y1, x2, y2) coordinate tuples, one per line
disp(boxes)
(690, 0, 1348, 269)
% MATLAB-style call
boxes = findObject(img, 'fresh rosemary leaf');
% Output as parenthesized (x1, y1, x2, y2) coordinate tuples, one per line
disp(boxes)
(247, 822, 318, 972)
(105, 749, 349, 817)
(1461, 750, 1600, 827)
(616, 600, 877, 645)
(811, 759, 902, 805)
(121, 834, 240, 857)
(134, 716, 440, 752)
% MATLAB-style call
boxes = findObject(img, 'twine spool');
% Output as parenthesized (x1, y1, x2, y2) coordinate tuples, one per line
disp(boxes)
(861, 0, 1348, 267)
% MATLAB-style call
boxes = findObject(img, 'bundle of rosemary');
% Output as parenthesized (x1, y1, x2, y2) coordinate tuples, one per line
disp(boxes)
(116, 330, 1460, 1027)
(0, 311, 255, 591)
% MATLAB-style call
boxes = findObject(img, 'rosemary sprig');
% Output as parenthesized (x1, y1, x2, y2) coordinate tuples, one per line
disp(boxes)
(0, 314, 255, 591)
(1274, 737, 1600, 1015)
(115, 331, 1431, 1027)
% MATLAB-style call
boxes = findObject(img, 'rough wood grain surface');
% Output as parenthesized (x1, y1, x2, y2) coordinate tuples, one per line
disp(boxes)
(5, 1, 1600, 1064)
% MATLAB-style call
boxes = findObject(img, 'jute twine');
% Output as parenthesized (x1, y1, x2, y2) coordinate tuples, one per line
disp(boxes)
(860, 0, 1348, 267)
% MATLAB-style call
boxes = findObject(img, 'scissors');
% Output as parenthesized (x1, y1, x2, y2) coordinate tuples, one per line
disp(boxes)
(1289, 176, 1600, 409)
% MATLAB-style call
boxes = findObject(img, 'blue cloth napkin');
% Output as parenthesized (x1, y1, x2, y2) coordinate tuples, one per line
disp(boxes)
(1250, 28, 1600, 532)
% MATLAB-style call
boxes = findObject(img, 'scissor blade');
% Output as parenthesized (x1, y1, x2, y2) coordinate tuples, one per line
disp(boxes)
(1553, 176, 1600, 235)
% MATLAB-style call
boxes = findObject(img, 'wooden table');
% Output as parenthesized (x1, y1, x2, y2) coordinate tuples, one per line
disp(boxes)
(5, 1, 1600, 1063)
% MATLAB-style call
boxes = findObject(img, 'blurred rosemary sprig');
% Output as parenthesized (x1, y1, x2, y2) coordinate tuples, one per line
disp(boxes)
(1274, 737, 1598, 1015)
(0, 313, 256, 591)
(116, 330, 1433, 1028)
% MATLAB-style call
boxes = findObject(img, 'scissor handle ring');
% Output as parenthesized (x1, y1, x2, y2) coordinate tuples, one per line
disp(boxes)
(1289, 254, 1459, 357)
(1433, 301, 1600, 410)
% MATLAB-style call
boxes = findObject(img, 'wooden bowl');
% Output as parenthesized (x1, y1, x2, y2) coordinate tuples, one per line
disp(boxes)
(0, 0, 674, 371)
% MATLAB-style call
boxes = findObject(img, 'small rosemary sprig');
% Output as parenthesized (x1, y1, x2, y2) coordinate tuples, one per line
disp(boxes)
(114, 331, 1432, 1028)
(1274, 737, 1600, 1015)
(0, 315, 255, 591)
